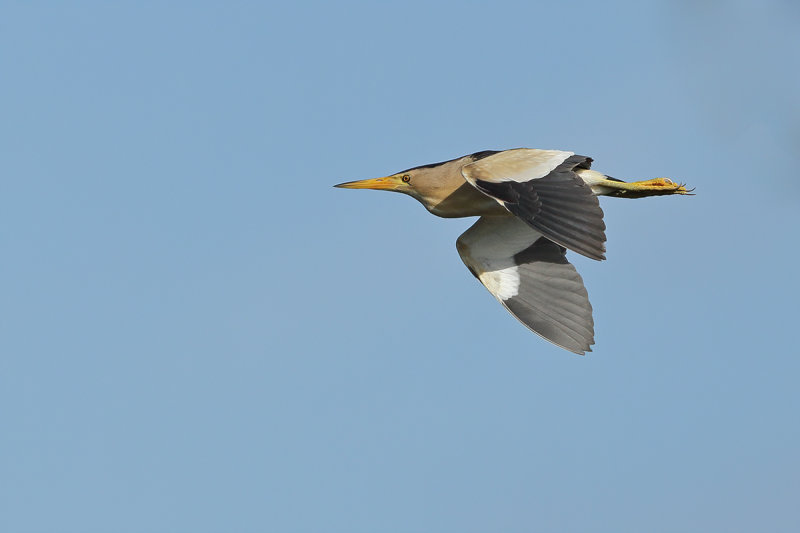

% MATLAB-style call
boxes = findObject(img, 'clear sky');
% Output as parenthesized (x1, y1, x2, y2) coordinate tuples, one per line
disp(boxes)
(2, 1, 799, 532)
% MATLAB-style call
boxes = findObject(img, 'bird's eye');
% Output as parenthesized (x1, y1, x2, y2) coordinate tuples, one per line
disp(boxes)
(402, 175, 411, 183)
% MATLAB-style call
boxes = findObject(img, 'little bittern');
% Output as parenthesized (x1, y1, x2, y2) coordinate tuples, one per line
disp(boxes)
(336, 148, 690, 354)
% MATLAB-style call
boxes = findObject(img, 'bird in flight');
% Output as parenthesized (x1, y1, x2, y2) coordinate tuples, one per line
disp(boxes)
(335, 148, 691, 354)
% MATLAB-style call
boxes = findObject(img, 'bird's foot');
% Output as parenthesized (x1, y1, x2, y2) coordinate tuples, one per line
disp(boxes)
(604, 177, 694, 198)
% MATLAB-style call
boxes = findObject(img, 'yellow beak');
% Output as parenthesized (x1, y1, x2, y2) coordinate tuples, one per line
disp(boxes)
(334, 176, 401, 191)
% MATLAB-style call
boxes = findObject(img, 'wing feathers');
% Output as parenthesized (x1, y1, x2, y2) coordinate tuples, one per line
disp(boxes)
(457, 217, 594, 354)
(462, 151, 607, 261)
(507, 252, 595, 342)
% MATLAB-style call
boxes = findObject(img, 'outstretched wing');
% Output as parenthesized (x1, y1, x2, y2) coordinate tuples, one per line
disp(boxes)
(461, 149, 606, 261)
(456, 216, 595, 354)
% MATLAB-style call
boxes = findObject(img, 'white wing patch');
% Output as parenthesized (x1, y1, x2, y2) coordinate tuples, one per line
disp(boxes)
(479, 266, 520, 301)
(456, 216, 540, 302)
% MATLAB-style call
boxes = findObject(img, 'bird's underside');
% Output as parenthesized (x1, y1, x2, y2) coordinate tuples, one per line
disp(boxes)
(335, 148, 691, 354)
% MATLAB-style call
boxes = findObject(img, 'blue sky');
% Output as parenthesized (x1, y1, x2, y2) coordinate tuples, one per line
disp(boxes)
(2, 1, 799, 532)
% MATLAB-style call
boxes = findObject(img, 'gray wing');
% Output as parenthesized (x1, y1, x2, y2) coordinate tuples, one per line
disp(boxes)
(456, 216, 595, 355)
(461, 148, 607, 261)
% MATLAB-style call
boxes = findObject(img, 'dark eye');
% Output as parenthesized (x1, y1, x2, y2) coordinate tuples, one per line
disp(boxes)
(402, 175, 411, 183)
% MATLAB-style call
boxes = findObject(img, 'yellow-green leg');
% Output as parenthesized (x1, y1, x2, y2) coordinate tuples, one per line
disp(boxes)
(598, 177, 694, 199)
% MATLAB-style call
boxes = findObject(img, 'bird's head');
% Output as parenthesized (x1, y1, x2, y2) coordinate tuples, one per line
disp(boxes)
(334, 170, 418, 196)
(334, 156, 474, 214)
